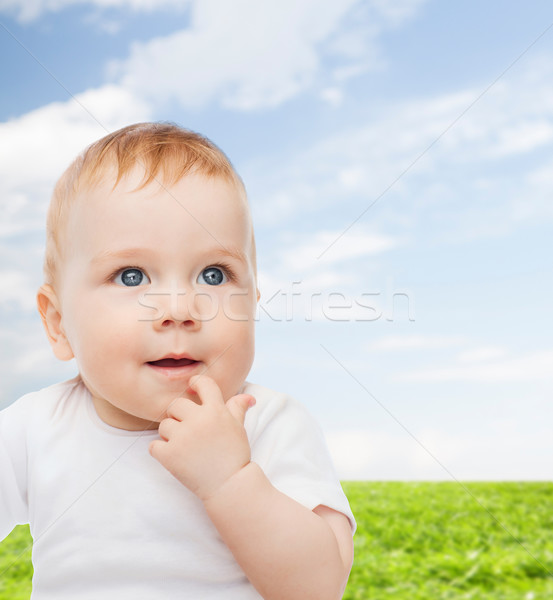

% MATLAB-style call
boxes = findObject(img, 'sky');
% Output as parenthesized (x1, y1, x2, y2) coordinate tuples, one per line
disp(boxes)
(0, 0, 552, 480)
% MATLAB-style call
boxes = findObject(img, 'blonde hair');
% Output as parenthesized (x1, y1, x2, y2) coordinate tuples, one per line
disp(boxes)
(44, 122, 255, 286)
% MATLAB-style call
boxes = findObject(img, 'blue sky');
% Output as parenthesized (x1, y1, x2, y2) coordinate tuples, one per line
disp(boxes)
(1, 0, 552, 479)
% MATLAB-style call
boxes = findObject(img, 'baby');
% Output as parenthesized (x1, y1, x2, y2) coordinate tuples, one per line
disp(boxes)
(0, 123, 355, 599)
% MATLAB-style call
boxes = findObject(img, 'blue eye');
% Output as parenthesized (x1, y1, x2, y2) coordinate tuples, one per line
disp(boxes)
(197, 267, 228, 286)
(114, 268, 150, 287)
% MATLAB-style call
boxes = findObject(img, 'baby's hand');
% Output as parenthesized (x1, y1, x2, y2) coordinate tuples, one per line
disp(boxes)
(149, 375, 255, 500)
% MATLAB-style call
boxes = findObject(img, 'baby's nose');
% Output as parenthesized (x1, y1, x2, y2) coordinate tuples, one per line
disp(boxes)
(148, 289, 221, 329)
(153, 291, 198, 329)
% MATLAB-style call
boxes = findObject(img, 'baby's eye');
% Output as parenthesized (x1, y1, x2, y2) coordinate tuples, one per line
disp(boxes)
(114, 268, 150, 287)
(197, 267, 228, 286)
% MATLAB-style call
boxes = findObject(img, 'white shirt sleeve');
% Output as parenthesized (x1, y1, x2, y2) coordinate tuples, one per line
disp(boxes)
(244, 383, 356, 533)
(0, 399, 30, 541)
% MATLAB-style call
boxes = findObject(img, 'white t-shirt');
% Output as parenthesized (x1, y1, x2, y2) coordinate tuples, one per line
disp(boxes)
(0, 377, 355, 599)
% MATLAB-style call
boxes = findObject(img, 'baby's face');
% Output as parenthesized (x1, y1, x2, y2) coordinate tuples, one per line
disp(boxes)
(54, 170, 257, 430)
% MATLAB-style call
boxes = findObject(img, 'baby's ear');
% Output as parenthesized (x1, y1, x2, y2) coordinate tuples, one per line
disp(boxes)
(37, 284, 74, 361)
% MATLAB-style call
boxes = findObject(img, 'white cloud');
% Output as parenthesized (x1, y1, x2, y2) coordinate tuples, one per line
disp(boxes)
(257, 267, 352, 298)
(112, 0, 362, 111)
(256, 266, 386, 324)
(404, 350, 553, 383)
(457, 346, 508, 363)
(366, 334, 466, 352)
(252, 227, 405, 323)
(105, 0, 429, 112)
(338, 166, 366, 189)
(0, 0, 189, 22)
(0, 270, 38, 311)
(431, 63, 553, 164)
(0, 325, 77, 408)
(0, 84, 150, 186)
(248, 54, 553, 247)
(248, 91, 480, 232)
(370, 0, 427, 26)
(1, 0, 428, 115)
(325, 430, 375, 479)
(281, 230, 400, 271)
(487, 120, 553, 158)
(528, 157, 553, 187)
(519, 157, 553, 222)
(326, 423, 553, 480)
(0, 85, 151, 238)
(320, 87, 344, 107)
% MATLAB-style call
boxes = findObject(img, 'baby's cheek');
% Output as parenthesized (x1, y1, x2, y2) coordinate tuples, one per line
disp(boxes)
(192, 291, 220, 321)
(222, 288, 256, 322)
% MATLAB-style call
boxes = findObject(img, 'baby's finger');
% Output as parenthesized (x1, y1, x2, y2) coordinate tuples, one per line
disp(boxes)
(166, 396, 195, 421)
(187, 374, 224, 406)
(149, 438, 169, 464)
(157, 417, 179, 441)
(226, 394, 256, 425)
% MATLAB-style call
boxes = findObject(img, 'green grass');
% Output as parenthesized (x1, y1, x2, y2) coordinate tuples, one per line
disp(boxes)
(342, 482, 553, 599)
(0, 525, 32, 600)
(1, 483, 552, 599)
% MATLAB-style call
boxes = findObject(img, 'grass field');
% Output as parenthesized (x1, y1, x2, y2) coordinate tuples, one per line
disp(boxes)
(342, 482, 553, 599)
(1, 482, 552, 599)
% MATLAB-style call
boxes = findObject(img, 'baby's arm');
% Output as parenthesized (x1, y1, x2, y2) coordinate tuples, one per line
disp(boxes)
(149, 375, 353, 600)
(203, 462, 353, 600)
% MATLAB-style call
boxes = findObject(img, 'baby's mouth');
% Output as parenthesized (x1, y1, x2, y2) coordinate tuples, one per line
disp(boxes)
(147, 358, 198, 368)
